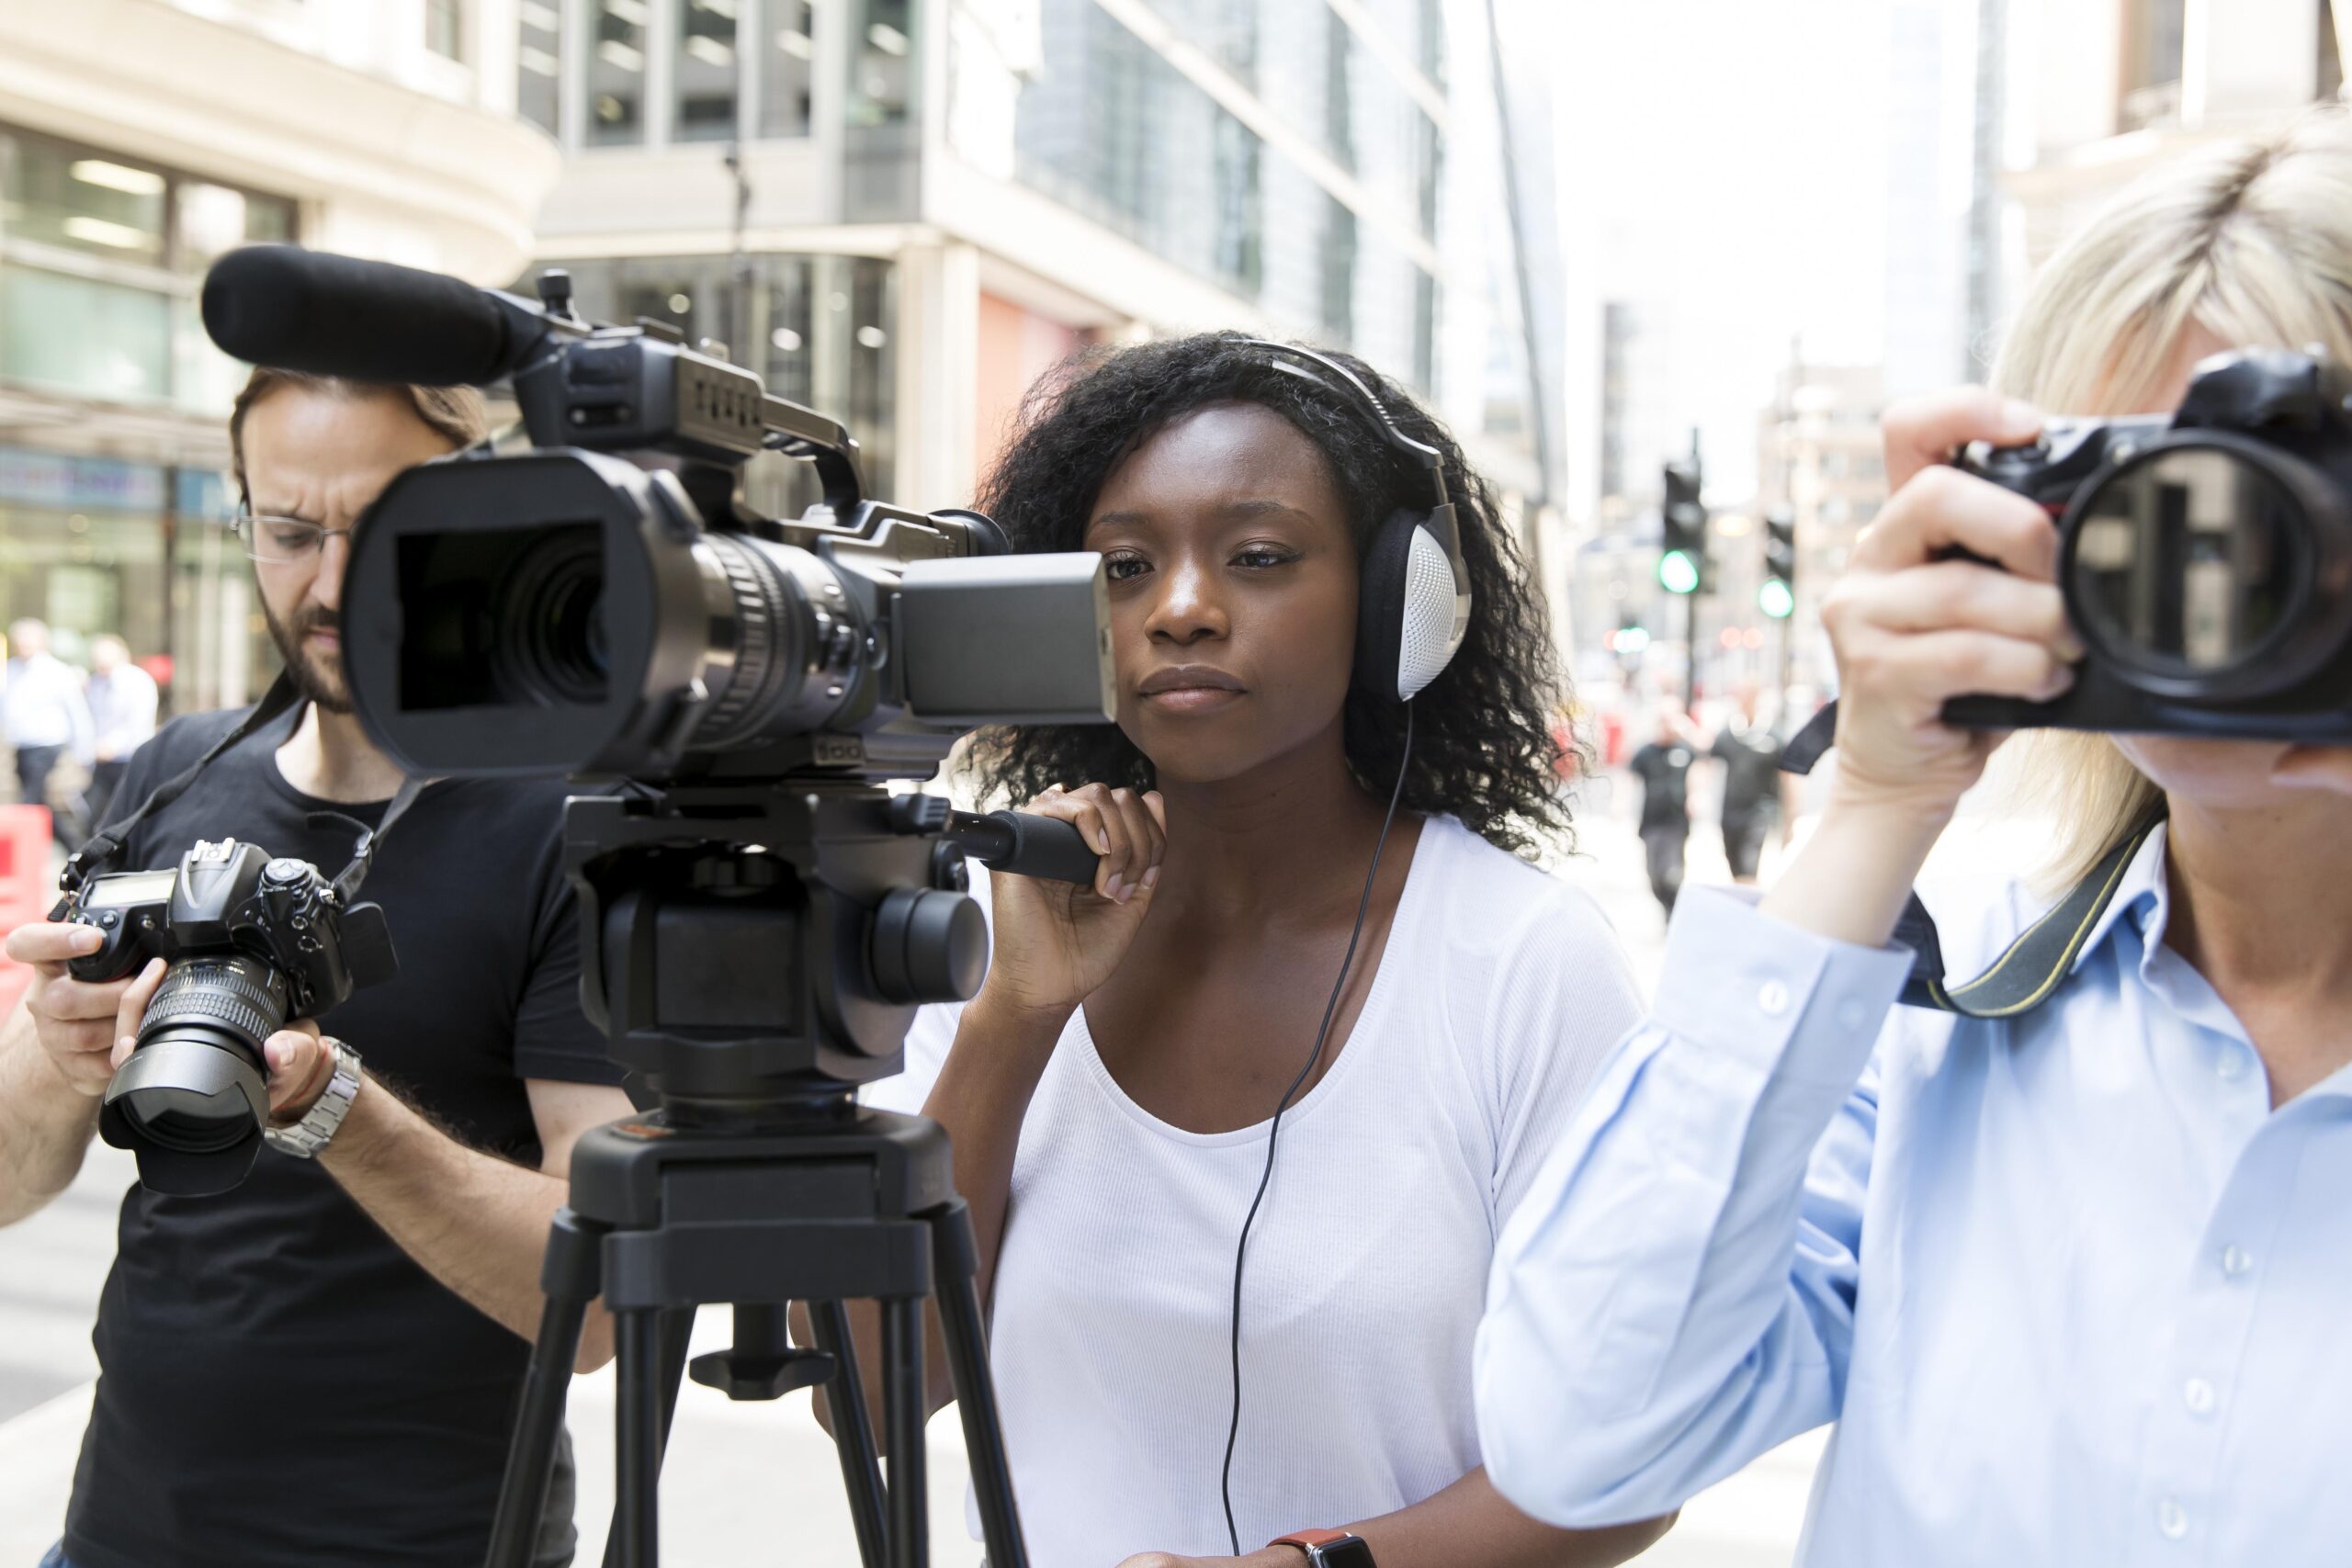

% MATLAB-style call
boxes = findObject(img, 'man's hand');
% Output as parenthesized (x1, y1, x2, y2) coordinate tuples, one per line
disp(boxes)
(110, 1012, 337, 1123)
(1114, 1551, 1300, 1568)
(3, 922, 164, 1096)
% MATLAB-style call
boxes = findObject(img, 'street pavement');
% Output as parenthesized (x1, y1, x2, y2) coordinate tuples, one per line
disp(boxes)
(0, 774, 2057, 1566)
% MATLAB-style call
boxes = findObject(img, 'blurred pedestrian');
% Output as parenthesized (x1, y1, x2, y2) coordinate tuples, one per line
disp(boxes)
(4, 618, 94, 846)
(81, 634, 159, 831)
(1627, 708, 1697, 916)
(1711, 682, 1786, 885)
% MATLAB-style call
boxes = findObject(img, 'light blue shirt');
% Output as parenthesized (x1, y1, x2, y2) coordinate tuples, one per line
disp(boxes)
(1475, 825, 2352, 1565)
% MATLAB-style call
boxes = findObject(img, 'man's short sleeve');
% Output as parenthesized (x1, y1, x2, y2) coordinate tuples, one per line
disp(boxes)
(512, 838, 626, 1087)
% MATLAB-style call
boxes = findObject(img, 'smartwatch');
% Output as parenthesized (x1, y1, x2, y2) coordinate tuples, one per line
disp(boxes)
(1270, 1529, 1376, 1568)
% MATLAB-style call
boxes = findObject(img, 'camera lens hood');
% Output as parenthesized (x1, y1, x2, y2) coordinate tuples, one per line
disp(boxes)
(99, 1037, 270, 1196)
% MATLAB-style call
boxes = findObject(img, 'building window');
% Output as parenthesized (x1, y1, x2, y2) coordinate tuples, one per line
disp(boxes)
(2323, 0, 2346, 101)
(851, 0, 915, 126)
(763, 0, 817, 138)
(426, 0, 465, 61)
(2, 138, 168, 266)
(0, 126, 294, 412)
(518, 0, 562, 135)
(590, 0, 651, 146)
(675, 0, 741, 141)
(2121, 0, 2186, 131)
(1318, 194, 1356, 342)
(557, 253, 899, 502)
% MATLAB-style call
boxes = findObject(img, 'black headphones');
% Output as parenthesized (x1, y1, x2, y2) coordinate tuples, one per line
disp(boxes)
(1240, 340, 1473, 702)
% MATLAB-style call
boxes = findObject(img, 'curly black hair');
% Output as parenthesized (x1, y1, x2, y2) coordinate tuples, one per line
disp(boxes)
(966, 331, 1578, 856)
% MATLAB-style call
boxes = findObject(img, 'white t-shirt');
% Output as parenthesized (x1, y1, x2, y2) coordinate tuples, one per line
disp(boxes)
(865, 815, 1643, 1568)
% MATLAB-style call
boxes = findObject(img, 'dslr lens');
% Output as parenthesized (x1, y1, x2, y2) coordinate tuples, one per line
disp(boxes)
(100, 953, 280, 1193)
(2067, 434, 2350, 699)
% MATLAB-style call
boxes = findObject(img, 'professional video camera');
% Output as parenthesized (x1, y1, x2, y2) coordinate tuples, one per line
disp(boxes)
(202, 244, 1109, 1567)
(1948, 346, 2352, 742)
(55, 840, 393, 1196)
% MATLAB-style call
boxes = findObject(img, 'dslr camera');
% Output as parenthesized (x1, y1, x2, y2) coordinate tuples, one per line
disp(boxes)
(1948, 346, 2352, 742)
(57, 840, 394, 1195)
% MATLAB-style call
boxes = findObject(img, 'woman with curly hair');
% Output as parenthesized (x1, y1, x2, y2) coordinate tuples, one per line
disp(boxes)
(862, 333, 1668, 1568)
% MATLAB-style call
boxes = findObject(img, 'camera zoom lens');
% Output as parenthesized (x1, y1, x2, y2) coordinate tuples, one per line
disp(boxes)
(686, 534, 865, 750)
(493, 529, 609, 706)
(115, 954, 286, 1151)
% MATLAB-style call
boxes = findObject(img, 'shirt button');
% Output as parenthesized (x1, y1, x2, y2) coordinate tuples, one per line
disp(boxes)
(2221, 1246, 2255, 1280)
(1758, 980, 1791, 1017)
(2216, 1047, 2247, 1081)
(2157, 1497, 2188, 1540)
(2183, 1378, 2215, 1416)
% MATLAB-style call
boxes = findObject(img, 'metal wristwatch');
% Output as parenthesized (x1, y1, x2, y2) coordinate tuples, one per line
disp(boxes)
(264, 1036, 363, 1159)
(1270, 1530, 1377, 1567)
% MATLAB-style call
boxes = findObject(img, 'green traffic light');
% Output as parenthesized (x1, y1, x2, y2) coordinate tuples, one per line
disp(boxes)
(1657, 549, 1701, 594)
(1758, 578, 1794, 619)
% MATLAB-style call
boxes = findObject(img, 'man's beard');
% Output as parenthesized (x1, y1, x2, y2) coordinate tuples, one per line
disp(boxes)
(261, 600, 353, 715)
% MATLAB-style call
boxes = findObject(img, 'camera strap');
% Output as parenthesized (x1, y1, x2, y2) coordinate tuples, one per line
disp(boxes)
(1891, 810, 2162, 1017)
(53, 669, 429, 913)
(1773, 697, 2163, 1017)
(54, 670, 308, 908)
(326, 773, 427, 905)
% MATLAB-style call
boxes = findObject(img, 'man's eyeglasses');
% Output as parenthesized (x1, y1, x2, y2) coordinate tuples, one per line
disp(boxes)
(232, 512, 357, 564)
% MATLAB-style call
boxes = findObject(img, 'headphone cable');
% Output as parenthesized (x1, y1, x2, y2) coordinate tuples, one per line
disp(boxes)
(1220, 701, 1416, 1553)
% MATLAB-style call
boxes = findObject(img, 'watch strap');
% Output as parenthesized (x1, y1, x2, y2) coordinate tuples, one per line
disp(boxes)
(1272, 1529, 1367, 1564)
(264, 1036, 362, 1159)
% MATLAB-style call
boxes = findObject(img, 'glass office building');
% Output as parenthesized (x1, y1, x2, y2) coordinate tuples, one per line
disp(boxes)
(525, 0, 1534, 516)
(0, 124, 287, 709)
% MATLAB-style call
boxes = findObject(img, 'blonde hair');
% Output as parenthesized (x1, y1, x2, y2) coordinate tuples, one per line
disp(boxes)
(228, 367, 490, 502)
(1989, 105, 2352, 890)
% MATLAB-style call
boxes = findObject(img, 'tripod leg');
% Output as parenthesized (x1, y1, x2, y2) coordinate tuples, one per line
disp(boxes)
(487, 1209, 603, 1568)
(614, 1309, 664, 1568)
(809, 1300, 888, 1568)
(603, 1307, 695, 1568)
(929, 1200, 1031, 1568)
(880, 1296, 928, 1568)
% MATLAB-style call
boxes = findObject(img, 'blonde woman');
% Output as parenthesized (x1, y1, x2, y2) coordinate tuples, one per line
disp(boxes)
(1474, 107, 2352, 1563)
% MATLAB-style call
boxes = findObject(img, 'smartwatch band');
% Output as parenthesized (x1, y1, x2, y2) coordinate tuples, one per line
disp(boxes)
(1271, 1529, 1375, 1566)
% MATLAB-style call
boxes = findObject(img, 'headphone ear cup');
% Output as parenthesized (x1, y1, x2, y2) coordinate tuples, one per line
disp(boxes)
(1353, 510, 1419, 702)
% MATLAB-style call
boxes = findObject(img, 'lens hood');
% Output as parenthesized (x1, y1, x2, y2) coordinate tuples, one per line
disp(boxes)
(99, 1037, 271, 1197)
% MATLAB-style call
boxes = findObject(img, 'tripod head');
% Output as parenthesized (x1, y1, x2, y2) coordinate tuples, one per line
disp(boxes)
(568, 778, 1098, 1119)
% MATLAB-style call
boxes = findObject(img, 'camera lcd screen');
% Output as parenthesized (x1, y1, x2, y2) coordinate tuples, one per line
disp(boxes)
(85, 871, 177, 908)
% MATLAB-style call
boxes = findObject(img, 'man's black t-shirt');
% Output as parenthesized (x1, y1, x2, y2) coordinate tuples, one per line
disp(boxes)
(62, 705, 621, 1568)
(1713, 725, 1786, 826)
(1628, 740, 1697, 834)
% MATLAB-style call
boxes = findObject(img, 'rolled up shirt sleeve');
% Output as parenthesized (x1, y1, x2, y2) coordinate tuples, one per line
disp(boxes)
(1473, 885, 1913, 1528)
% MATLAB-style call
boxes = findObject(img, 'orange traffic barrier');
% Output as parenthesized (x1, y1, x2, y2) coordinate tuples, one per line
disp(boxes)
(0, 804, 56, 1017)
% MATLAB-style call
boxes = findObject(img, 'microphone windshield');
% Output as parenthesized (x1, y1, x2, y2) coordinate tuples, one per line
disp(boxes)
(201, 246, 516, 386)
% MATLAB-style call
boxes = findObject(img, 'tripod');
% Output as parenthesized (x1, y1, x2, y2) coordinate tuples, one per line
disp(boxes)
(481, 784, 1049, 1568)
(482, 1105, 1026, 1568)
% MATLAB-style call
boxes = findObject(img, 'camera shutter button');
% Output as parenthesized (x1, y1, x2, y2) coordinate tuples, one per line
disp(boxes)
(97, 911, 119, 930)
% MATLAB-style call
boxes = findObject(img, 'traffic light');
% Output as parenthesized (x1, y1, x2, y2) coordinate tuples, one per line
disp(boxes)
(1659, 457, 1705, 594)
(1760, 505, 1796, 619)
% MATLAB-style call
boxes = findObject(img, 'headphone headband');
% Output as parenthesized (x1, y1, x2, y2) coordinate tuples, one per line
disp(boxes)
(1239, 339, 1449, 509)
